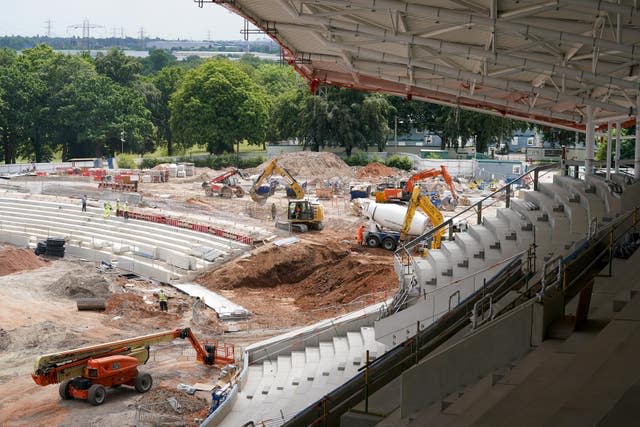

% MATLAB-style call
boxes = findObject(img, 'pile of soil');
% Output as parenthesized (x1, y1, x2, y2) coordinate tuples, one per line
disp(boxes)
(105, 293, 160, 317)
(138, 385, 208, 418)
(0, 247, 48, 276)
(356, 162, 396, 179)
(254, 152, 354, 180)
(196, 239, 398, 326)
(46, 268, 111, 298)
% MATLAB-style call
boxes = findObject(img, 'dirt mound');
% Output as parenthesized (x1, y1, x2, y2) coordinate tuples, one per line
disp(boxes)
(46, 268, 112, 299)
(196, 239, 398, 326)
(0, 247, 48, 276)
(356, 162, 396, 179)
(254, 152, 354, 180)
(138, 385, 208, 418)
(198, 243, 350, 289)
(106, 293, 158, 317)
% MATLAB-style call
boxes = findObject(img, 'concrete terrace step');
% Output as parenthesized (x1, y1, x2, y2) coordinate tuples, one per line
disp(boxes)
(0, 197, 251, 281)
(0, 198, 245, 251)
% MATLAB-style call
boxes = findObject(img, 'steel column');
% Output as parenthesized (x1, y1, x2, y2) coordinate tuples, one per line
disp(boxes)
(636, 96, 640, 179)
(585, 106, 595, 176)
(606, 121, 612, 180)
(615, 120, 621, 174)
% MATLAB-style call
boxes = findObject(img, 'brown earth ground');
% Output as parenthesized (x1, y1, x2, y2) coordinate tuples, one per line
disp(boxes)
(0, 152, 414, 426)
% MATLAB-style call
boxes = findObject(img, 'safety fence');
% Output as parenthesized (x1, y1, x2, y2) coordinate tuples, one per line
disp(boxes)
(117, 209, 254, 245)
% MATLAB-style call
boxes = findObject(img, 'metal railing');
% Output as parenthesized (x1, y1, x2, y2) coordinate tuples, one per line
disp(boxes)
(398, 162, 559, 254)
(283, 204, 640, 427)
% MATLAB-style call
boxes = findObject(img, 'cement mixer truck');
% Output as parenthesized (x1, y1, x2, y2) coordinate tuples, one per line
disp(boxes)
(355, 198, 435, 251)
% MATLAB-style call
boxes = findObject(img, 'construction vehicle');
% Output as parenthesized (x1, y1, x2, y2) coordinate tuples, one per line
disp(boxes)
(376, 165, 458, 208)
(355, 195, 442, 252)
(249, 159, 324, 232)
(400, 186, 445, 249)
(32, 328, 234, 406)
(202, 169, 247, 198)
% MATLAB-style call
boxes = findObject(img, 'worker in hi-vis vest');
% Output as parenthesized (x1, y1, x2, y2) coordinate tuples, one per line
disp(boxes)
(158, 290, 168, 312)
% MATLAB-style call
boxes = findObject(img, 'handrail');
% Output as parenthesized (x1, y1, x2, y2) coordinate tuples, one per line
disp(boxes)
(398, 162, 560, 253)
(283, 205, 638, 427)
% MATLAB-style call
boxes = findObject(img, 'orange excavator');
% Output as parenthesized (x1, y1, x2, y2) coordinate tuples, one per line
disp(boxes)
(376, 165, 458, 205)
(32, 328, 234, 406)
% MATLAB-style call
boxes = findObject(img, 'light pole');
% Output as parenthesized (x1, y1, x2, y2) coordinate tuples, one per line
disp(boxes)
(394, 116, 398, 152)
(120, 130, 125, 154)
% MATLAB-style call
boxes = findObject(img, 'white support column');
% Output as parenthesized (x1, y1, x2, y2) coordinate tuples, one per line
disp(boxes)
(636, 96, 640, 179)
(615, 120, 621, 174)
(606, 121, 612, 180)
(585, 106, 595, 176)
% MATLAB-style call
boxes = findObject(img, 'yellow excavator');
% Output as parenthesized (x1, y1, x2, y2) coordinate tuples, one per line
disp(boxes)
(399, 186, 445, 250)
(249, 159, 324, 232)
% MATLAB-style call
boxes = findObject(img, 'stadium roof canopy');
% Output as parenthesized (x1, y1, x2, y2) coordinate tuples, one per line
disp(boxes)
(214, 0, 640, 131)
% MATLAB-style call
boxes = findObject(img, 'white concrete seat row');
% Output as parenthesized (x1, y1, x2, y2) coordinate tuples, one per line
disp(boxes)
(374, 173, 634, 347)
(210, 173, 638, 427)
(1, 198, 246, 252)
(0, 197, 251, 282)
(221, 326, 386, 426)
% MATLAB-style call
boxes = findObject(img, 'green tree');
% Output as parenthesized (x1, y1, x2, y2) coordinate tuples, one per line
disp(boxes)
(361, 94, 393, 151)
(270, 88, 307, 143)
(169, 59, 269, 154)
(152, 66, 185, 155)
(595, 126, 635, 161)
(299, 95, 331, 151)
(253, 64, 301, 98)
(140, 49, 177, 75)
(95, 48, 143, 86)
(540, 126, 583, 147)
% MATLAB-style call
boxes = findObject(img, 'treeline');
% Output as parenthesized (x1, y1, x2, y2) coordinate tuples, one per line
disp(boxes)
(1, 44, 541, 164)
(0, 36, 278, 53)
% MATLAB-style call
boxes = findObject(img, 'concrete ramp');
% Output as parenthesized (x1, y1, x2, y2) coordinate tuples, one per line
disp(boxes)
(172, 282, 251, 321)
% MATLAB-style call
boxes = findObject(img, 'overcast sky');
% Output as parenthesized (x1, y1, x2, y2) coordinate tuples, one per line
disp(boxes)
(0, 0, 255, 41)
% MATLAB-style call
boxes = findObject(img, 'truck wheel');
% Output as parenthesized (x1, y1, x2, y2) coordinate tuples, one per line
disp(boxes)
(382, 237, 397, 251)
(59, 379, 72, 400)
(134, 372, 153, 393)
(220, 187, 233, 198)
(235, 187, 245, 197)
(366, 236, 380, 248)
(87, 384, 106, 406)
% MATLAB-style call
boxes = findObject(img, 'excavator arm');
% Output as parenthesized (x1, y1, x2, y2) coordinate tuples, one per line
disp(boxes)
(404, 165, 457, 204)
(249, 159, 305, 202)
(32, 328, 222, 386)
(400, 186, 445, 249)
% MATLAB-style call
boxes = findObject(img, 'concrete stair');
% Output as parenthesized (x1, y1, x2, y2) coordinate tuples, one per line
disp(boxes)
(375, 174, 631, 347)
(222, 326, 387, 426)
(0, 197, 249, 281)
(384, 230, 640, 427)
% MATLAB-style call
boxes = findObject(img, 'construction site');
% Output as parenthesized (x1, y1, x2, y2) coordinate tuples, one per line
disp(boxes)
(2, 146, 639, 427)
(3, 0, 640, 425)
(0, 151, 474, 426)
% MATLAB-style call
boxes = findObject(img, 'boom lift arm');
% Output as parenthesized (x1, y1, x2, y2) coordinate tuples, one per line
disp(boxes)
(404, 165, 458, 201)
(249, 159, 305, 202)
(32, 328, 222, 387)
(400, 186, 445, 249)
